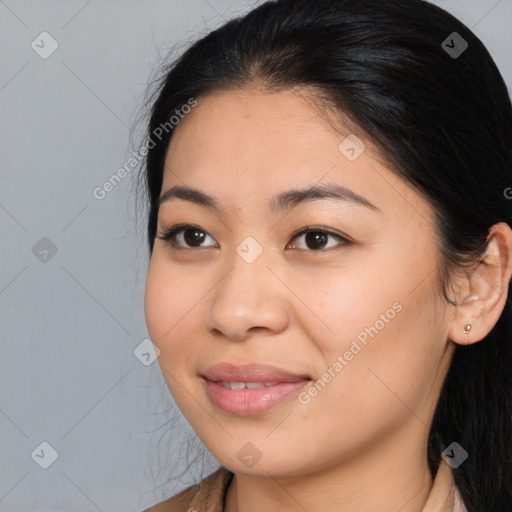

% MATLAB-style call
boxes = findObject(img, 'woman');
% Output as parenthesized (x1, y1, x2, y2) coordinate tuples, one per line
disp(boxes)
(139, 0, 512, 510)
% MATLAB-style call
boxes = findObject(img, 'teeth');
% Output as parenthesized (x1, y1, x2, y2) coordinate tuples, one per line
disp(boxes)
(218, 381, 279, 389)
(246, 382, 265, 389)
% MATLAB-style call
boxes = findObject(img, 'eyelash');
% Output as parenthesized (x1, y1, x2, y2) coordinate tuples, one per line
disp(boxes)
(156, 224, 352, 252)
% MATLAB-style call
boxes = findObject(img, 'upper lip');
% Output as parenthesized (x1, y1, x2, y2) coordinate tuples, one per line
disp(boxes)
(202, 363, 310, 383)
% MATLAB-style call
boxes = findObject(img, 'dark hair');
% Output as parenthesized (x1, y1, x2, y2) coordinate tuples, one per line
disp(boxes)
(136, 0, 512, 509)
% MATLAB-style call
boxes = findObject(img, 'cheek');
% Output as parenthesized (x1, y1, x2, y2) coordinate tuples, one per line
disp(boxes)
(300, 245, 443, 405)
(144, 259, 193, 411)
(144, 252, 211, 388)
(144, 260, 168, 343)
(144, 255, 192, 354)
(311, 279, 442, 432)
(318, 240, 438, 350)
(292, 252, 398, 358)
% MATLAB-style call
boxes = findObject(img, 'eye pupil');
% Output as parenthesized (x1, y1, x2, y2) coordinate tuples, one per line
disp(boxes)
(306, 231, 327, 250)
(184, 228, 205, 247)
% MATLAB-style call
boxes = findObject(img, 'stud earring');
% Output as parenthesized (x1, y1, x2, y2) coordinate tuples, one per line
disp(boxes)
(464, 324, 472, 334)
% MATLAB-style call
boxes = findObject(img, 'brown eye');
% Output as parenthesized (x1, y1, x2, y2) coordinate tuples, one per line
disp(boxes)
(288, 228, 349, 251)
(157, 224, 350, 252)
(181, 227, 206, 247)
(157, 224, 218, 249)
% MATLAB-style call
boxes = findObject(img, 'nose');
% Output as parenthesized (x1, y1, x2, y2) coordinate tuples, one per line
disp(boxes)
(205, 245, 289, 342)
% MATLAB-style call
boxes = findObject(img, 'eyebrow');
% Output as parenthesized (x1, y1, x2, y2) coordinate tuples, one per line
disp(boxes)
(158, 182, 380, 214)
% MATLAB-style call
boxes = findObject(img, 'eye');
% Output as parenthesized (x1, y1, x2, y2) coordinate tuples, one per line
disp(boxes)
(156, 224, 351, 251)
(157, 224, 219, 250)
(287, 226, 351, 251)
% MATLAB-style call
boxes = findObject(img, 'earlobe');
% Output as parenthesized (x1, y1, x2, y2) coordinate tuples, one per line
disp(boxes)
(460, 296, 479, 338)
(448, 294, 484, 346)
(463, 322, 473, 335)
(448, 222, 512, 346)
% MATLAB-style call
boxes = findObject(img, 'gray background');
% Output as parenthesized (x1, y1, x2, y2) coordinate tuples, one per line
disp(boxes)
(1, 1, 511, 511)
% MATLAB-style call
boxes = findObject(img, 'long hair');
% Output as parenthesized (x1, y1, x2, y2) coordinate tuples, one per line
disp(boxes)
(136, 1, 512, 509)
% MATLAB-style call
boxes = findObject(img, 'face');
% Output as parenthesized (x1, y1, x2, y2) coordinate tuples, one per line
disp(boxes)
(144, 87, 455, 477)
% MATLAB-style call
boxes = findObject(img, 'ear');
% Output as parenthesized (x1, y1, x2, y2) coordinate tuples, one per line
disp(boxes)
(448, 222, 512, 346)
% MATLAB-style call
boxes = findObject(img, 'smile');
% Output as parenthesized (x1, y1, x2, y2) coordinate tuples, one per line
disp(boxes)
(203, 378, 310, 415)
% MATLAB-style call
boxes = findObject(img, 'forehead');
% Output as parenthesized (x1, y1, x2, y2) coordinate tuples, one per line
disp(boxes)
(167, 88, 339, 153)
(163, 88, 368, 182)
(160, 88, 433, 228)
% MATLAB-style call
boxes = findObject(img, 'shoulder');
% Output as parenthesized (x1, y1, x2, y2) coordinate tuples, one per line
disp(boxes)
(142, 466, 234, 512)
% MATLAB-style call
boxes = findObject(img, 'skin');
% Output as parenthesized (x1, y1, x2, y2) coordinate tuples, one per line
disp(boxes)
(144, 86, 512, 512)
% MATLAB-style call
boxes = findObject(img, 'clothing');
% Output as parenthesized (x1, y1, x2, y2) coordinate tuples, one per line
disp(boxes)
(142, 459, 468, 512)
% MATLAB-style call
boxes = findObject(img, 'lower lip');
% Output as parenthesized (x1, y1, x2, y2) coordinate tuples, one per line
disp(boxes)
(204, 379, 310, 415)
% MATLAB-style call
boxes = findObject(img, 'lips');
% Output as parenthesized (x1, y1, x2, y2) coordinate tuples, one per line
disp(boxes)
(201, 362, 311, 415)
(202, 362, 310, 384)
